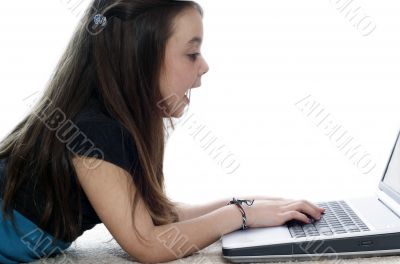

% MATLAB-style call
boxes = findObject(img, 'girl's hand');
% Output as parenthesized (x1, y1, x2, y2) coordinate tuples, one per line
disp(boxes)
(244, 198, 325, 228)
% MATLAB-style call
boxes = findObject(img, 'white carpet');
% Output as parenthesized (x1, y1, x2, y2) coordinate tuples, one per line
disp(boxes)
(29, 224, 400, 264)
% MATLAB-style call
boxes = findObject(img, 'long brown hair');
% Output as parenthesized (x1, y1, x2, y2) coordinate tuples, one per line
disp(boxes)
(0, 0, 202, 244)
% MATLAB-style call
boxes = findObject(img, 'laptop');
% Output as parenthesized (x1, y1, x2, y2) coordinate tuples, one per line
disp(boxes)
(222, 130, 400, 263)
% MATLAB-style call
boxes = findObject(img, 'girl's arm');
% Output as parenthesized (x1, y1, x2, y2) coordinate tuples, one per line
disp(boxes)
(175, 195, 286, 221)
(73, 157, 246, 263)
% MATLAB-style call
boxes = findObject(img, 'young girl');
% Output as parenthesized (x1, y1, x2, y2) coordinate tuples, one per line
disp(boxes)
(0, 0, 325, 263)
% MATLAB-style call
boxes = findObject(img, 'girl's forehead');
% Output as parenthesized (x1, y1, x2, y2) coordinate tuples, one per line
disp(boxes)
(170, 8, 203, 48)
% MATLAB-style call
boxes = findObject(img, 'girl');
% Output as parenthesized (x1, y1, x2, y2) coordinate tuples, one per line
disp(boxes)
(0, 0, 325, 263)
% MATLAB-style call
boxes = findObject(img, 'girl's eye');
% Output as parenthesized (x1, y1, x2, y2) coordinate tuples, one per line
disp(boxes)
(188, 53, 200, 61)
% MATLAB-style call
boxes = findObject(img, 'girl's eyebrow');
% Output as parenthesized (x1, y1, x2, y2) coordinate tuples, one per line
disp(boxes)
(187, 36, 202, 46)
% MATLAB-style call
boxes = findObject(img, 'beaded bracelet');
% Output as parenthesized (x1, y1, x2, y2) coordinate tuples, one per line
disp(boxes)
(227, 197, 255, 230)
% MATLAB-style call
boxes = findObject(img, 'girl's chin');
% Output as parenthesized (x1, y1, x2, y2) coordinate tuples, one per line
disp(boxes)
(171, 108, 186, 118)
(171, 100, 189, 118)
(162, 97, 189, 118)
(161, 107, 184, 118)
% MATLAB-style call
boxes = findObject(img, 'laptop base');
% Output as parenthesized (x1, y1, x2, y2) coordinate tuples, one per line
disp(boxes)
(223, 232, 400, 263)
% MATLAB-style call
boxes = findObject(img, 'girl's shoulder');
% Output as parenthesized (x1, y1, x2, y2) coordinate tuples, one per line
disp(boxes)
(69, 97, 139, 174)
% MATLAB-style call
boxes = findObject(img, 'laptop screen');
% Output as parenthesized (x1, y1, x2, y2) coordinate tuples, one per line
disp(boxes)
(382, 131, 400, 196)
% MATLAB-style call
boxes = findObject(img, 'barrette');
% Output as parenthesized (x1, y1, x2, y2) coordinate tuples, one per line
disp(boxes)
(93, 14, 107, 27)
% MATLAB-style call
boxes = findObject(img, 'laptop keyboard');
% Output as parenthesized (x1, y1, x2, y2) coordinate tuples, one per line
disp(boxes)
(287, 200, 370, 238)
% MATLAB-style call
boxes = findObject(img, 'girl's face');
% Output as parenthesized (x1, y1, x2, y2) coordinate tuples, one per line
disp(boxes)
(159, 7, 209, 117)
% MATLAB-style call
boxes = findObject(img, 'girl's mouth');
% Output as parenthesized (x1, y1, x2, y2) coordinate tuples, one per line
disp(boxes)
(184, 94, 190, 104)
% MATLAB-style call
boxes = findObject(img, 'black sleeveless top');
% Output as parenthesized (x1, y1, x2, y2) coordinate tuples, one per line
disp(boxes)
(0, 96, 139, 242)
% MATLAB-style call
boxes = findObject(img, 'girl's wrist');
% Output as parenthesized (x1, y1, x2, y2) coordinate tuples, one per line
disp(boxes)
(242, 203, 254, 227)
(226, 197, 255, 230)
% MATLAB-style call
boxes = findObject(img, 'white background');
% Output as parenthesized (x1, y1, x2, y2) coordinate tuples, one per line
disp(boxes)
(1, 1, 399, 206)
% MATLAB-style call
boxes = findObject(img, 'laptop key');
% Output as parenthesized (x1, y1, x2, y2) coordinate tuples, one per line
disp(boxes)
(360, 226, 370, 231)
(345, 224, 359, 230)
(316, 226, 331, 232)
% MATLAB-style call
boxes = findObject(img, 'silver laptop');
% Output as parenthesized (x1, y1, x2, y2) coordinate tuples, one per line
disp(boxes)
(222, 130, 400, 263)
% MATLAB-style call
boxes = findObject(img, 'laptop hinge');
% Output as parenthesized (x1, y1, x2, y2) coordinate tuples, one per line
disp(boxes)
(376, 189, 400, 219)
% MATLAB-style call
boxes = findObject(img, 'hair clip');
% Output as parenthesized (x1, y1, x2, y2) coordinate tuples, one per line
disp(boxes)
(93, 14, 107, 27)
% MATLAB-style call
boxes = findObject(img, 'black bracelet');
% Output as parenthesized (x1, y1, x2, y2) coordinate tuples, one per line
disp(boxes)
(227, 197, 255, 230)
